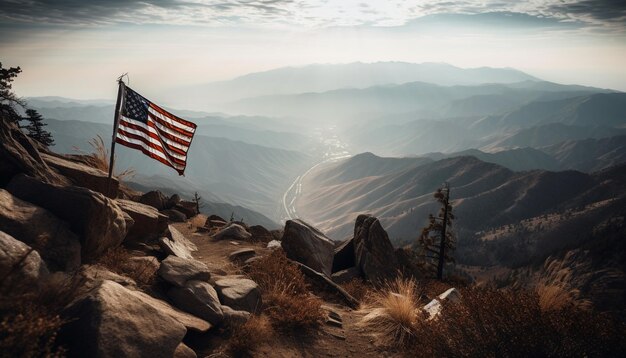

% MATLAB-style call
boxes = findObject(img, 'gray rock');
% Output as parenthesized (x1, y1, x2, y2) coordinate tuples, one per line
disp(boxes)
(229, 248, 256, 263)
(214, 277, 262, 313)
(281, 219, 334, 276)
(221, 305, 251, 327)
(7, 174, 128, 262)
(158, 226, 197, 259)
(168, 280, 224, 325)
(353, 214, 399, 283)
(117, 199, 169, 243)
(159, 256, 211, 287)
(332, 237, 355, 273)
(248, 225, 273, 242)
(214, 223, 252, 241)
(162, 209, 187, 223)
(0, 189, 81, 271)
(331, 266, 361, 284)
(174, 343, 197, 358)
(167, 194, 181, 209)
(41, 153, 118, 198)
(0, 231, 49, 295)
(170, 225, 198, 252)
(80, 264, 136, 288)
(139, 190, 168, 211)
(174, 200, 198, 218)
(267, 240, 282, 249)
(60, 280, 191, 357)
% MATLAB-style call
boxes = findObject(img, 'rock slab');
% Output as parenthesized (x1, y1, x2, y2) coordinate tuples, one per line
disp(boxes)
(281, 219, 334, 277)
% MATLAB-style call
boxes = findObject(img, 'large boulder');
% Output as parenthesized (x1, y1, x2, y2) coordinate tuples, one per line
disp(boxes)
(139, 190, 168, 211)
(0, 115, 67, 187)
(60, 280, 195, 357)
(0, 189, 81, 271)
(162, 209, 187, 223)
(332, 238, 355, 274)
(158, 256, 211, 287)
(168, 280, 224, 325)
(7, 174, 128, 262)
(214, 277, 262, 314)
(0, 231, 49, 295)
(158, 226, 197, 259)
(116, 199, 168, 243)
(214, 223, 252, 241)
(174, 200, 198, 218)
(41, 153, 119, 198)
(353, 214, 399, 283)
(281, 219, 334, 277)
(248, 225, 274, 243)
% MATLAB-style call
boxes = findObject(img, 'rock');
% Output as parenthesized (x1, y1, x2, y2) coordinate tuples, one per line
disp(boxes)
(60, 280, 189, 357)
(158, 226, 197, 259)
(0, 114, 67, 187)
(207, 219, 227, 229)
(158, 256, 211, 287)
(116, 199, 169, 243)
(126, 255, 160, 273)
(174, 343, 197, 358)
(321, 305, 342, 322)
(438, 288, 462, 303)
(294, 261, 359, 309)
(281, 219, 334, 277)
(162, 209, 187, 222)
(214, 277, 262, 313)
(174, 200, 198, 218)
(331, 267, 361, 284)
(353, 214, 399, 283)
(332, 238, 355, 274)
(209, 214, 226, 222)
(80, 264, 136, 288)
(170, 225, 198, 252)
(41, 153, 118, 198)
(0, 189, 81, 271)
(244, 256, 263, 266)
(248, 225, 273, 242)
(423, 298, 442, 320)
(0, 231, 49, 295)
(7, 174, 128, 262)
(167, 194, 181, 209)
(139, 190, 168, 210)
(423, 288, 462, 320)
(229, 248, 256, 263)
(326, 317, 342, 328)
(214, 223, 252, 241)
(168, 280, 224, 325)
(221, 305, 251, 327)
(267, 240, 282, 249)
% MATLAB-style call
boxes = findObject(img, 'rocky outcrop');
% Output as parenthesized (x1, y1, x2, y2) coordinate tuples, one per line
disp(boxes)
(0, 189, 81, 271)
(139, 190, 169, 210)
(41, 153, 119, 198)
(168, 280, 224, 325)
(294, 261, 359, 308)
(60, 280, 191, 357)
(248, 225, 274, 243)
(228, 248, 256, 263)
(116, 199, 168, 243)
(281, 219, 335, 277)
(158, 256, 211, 287)
(221, 305, 251, 327)
(159, 226, 197, 260)
(174, 343, 197, 358)
(0, 231, 49, 295)
(423, 288, 462, 320)
(353, 214, 399, 282)
(174, 200, 198, 218)
(214, 277, 262, 314)
(331, 267, 360, 284)
(332, 238, 355, 273)
(162, 209, 187, 222)
(7, 174, 128, 262)
(214, 223, 251, 241)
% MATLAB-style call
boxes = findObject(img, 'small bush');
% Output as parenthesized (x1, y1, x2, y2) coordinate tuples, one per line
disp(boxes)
(97, 246, 157, 287)
(247, 250, 324, 331)
(341, 279, 372, 302)
(227, 315, 273, 357)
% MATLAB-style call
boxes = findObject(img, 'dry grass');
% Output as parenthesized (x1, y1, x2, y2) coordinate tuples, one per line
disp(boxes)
(341, 279, 372, 302)
(189, 214, 207, 229)
(247, 250, 324, 331)
(357, 277, 421, 347)
(97, 246, 157, 288)
(227, 315, 273, 357)
(73, 135, 135, 180)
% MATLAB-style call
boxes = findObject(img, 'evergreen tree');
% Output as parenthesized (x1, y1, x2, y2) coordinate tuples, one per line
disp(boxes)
(418, 182, 456, 280)
(24, 109, 54, 147)
(193, 191, 204, 215)
(0, 62, 26, 124)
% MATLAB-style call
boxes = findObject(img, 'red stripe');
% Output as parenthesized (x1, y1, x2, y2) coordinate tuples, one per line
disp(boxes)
(148, 112, 195, 138)
(149, 103, 197, 129)
(146, 120, 192, 149)
(118, 119, 188, 156)
(115, 138, 185, 175)
(117, 129, 187, 166)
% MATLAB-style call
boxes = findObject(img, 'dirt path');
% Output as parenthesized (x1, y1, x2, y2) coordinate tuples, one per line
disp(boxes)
(172, 222, 393, 358)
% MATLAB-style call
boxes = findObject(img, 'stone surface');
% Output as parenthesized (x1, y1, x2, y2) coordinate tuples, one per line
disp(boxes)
(167, 194, 181, 209)
(248, 225, 274, 242)
(41, 153, 118, 198)
(80, 264, 136, 288)
(0, 189, 81, 271)
(281, 219, 334, 277)
(332, 238, 355, 273)
(159, 226, 197, 259)
(174, 343, 197, 358)
(174, 200, 198, 218)
(158, 255, 211, 287)
(221, 305, 251, 327)
(7, 174, 128, 262)
(60, 280, 189, 357)
(214, 223, 252, 241)
(214, 277, 262, 313)
(116, 199, 169, 243)
(162, 209, 187, 222)
(229, 248, 256, 263)
(423, 288, 462, 320)
(331, 267, 361, 284)
(0, 231, 49, 295)
(168, 280, 224, 325)
(170, 225, 198, 252)
(295, 261, 359, 309)
(353, 214, 399, 283)
(139, 190, 168, 210)
(267, 240, 282, 249)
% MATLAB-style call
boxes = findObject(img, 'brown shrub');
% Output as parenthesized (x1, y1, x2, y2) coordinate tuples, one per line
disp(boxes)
(97, 246, 157, 288)
(227, 315, 273, 357)
(73, 135, 135, 180)
(341, 279, 372, 302)
(247, 250, 324, 331)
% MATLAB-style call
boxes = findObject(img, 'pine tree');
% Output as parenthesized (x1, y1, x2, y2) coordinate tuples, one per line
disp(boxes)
(418, 182, 456, 280)
(0, 62, 26, 124)
(24, 109, 54, 147)
(193, 191, 204, 215)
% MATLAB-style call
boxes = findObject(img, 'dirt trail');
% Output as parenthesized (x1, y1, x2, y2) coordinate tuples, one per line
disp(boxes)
(172, 223, 395, 357)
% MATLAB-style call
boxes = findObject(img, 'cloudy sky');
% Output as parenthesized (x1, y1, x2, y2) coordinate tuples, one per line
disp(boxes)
(1, 0, 625, 102)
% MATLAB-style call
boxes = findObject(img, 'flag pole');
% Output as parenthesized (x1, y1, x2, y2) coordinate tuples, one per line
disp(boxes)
(106, 75, 126, 197)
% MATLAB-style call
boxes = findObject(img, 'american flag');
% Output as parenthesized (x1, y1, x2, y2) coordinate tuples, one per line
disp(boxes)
(115, 86, 197, 175)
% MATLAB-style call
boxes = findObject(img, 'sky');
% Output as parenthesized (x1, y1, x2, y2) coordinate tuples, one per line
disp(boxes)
(1, 0, 626, 102)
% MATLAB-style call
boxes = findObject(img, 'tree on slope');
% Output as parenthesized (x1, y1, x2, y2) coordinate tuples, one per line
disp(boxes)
(418, 182, 456, 280)
(24, 109, 54, 147)
(0, 62, 26, 124)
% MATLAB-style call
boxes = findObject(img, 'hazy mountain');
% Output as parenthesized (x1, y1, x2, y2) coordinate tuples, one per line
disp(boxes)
(541, 135, 626, 172)
(25, 96, 113, 108)
(174, 62, 540, 108)
(420, 148, 560, 171)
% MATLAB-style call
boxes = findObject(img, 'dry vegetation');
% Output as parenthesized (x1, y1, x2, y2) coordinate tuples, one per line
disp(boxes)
(97, 246, 157, 288)
(73, 135, 135, 180)
(226, 315, 274, 357)
(246, 250, 324, 331)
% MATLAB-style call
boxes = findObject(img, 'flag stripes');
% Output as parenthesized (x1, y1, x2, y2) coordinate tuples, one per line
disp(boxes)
(114, 85, 196, 175)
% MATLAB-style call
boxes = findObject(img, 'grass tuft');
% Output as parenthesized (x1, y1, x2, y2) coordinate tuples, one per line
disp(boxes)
(97, 246, 157, 288)
(227, 315, 273, 357)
